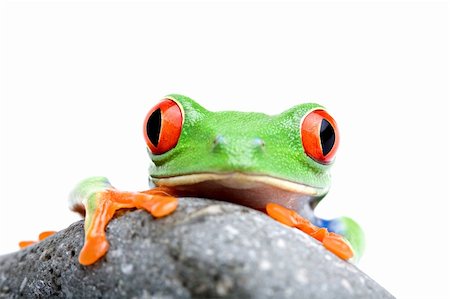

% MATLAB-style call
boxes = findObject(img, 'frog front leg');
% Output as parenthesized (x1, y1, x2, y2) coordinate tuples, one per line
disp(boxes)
(70, 177, 177, 265)
(266, 203, 354, 260)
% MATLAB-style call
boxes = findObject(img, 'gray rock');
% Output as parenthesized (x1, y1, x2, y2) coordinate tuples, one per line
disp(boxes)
(0, 198, 394, 299)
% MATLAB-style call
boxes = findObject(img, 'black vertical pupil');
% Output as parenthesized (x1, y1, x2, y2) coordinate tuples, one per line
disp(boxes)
(147, 108, 162, 146)
(320, 119, 335, 156)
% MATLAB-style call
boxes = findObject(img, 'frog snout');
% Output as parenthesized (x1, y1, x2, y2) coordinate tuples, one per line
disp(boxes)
(212, 135, 265, 152)
(210, 134, 266, 170)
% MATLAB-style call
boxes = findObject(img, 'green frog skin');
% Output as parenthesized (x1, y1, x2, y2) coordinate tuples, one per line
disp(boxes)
(20, 94, 364, 265)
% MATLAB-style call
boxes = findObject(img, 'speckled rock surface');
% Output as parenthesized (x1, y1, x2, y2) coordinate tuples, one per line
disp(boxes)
(0, 198, 394, 299)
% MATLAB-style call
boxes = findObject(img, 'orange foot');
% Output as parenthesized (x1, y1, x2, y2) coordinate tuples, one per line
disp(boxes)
(19, 230, 57, 249)
(266, 203, 353, 260)
(79, 188, 178, 266)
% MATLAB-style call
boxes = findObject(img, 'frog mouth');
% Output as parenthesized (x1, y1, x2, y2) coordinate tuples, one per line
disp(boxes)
(152, 172, 324, 196)
(151, 172, 326, 212)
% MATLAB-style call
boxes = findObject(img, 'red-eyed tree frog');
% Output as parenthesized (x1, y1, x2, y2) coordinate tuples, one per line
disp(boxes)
(20, 95, 364, 265)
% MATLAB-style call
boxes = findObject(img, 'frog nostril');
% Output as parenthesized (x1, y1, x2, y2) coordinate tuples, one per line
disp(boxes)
(213, 135, 226, 148)
(252, 138, 265, 149)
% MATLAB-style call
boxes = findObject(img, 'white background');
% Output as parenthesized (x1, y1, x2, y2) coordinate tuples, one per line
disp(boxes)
(1, 1, 449, 298)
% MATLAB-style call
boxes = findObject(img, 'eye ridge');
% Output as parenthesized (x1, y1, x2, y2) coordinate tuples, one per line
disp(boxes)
(320, 118, 335, 156)
(147, 108, 162, 146)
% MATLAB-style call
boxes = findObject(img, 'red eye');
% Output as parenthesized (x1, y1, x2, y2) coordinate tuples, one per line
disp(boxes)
(301, 109, 339, 164)
(144, 99, 183, 154)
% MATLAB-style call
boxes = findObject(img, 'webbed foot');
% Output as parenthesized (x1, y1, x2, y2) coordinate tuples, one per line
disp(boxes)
(72, 178, 177, 265)
(266, 203, 353, 260)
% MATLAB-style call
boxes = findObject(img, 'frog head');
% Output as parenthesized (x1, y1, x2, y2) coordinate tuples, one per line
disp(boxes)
(143, 94, 339, 211)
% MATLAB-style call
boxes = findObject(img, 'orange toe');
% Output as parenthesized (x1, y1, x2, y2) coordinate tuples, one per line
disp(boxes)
(295, 219, 317, 235)
(78, 236, 110, 266)
(151, 196, 178, 218)
(323, 233, 354, 260)
(38, 231, 57, 241)
(136, 194, 178, 218)
(266, 203, 298, 227)
(310, 227, 328, 242)
(19, 241, 36, 249)
(141, 187, 174, 197)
